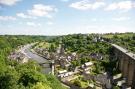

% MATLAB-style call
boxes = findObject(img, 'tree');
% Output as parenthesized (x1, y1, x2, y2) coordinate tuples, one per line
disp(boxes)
(45, 74, 67, 89)
(0, 35, 66, 89)
(49, 44, 55, 52)
(0, 68, 20, 89)
(32, 82, 52, 89)
(19, 70, 47, 87)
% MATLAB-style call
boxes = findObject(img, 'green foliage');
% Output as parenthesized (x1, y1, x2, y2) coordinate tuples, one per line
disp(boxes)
(60, 34, 110, 55)
(72, 78, 89, 88)
(74, 79, 81, 87)
(93, 63, 102, 74)
(58, 34, 113, 74)
(113, 86, 120, 89)
(49, 44, 56, 52)
(0, 35, 65, 89)
(103, 33, 135, 53)
(45, 74, 67, 89)
(32, 82, 52, 89)
(0, 68, 21, 89)
(0, 62, 65, 89)
(0, 33, 133, 89)
(15, 60, 41, 72)
(71, 60, 80, 67)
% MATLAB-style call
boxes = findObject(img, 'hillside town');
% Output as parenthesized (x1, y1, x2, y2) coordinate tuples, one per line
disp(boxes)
(7, 34, 135, 89)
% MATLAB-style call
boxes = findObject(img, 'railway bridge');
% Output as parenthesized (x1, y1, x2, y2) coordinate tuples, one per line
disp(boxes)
(112, 44, 135, 88)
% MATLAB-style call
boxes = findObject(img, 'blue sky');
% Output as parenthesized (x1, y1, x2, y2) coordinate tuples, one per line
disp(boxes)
(0, 0, 135, 35)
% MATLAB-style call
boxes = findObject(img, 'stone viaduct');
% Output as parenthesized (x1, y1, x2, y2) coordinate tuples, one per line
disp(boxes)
(112, 44, 135, 88)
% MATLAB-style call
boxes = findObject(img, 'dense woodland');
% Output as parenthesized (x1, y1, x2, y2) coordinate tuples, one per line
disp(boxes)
(0, 35, 66, 89)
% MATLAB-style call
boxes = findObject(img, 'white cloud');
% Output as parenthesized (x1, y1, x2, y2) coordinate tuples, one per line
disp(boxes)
(0, 0, 21, 6)
(26, 22, 35, 26)
(70, 0, 135, 11)
(105, 1, 135, 11)
(91, 18, 97, 21)
(46, 15, 53, 19)
(47, 22, 54, 25)
(70, 0, 105, 10)
(92, 2, 105, 9)
(17, 13, 31, 18)
(112, 17, 130, 21)
(60, 0, 69, 2)
(26, 22, 41, 26)
(16, 4, 57, 19)
(27, 4, 57, 17)
(0, 16, 16, 21)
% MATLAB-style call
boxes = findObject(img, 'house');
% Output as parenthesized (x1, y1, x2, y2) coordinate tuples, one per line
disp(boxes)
(9, 52, 28, 63)
(72, 52, 76, 57)
(58, 70, 74, 78)
(58, 70, 67, 74)
(81, 62, 93, 69)
(84, 62, 93, 67)
(65, 64, 71, 70)
(90, 53, 103, 60)
(21, 57, 28, 63)
(82, 62, 93, 74)
(67, 56, 72, 61)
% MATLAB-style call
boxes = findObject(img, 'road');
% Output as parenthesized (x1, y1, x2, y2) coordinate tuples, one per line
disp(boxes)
(20, 44, 51, 74)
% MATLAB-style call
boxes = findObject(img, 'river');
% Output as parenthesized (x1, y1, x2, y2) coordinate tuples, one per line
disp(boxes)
(20, 44, 51, 74)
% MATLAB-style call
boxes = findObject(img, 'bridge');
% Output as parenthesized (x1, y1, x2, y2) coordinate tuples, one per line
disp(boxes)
(39, 60, 53, 67)
(39, 60, 55, 75)
(112, 44, 135, 88)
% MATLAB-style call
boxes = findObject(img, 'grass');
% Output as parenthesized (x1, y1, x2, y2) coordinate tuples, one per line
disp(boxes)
(37, 42, 51, 48)
(102, 33, 134, 39)
(71, 78, 89, 88)
(35, 42, 56, 50)
(70, 75, 93, 88)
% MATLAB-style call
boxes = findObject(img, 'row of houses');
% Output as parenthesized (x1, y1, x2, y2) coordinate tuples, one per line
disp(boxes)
(9, 51, 28, 63)
(34, 48, 51, 59)
(81, 62, 93, 74)
(58, 70, 74, 78)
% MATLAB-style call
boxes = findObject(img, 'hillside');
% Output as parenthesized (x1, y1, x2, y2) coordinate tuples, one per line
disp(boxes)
(0, 35, 66, 89)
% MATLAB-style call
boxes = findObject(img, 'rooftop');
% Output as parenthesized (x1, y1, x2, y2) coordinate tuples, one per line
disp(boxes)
(58, 70, 67, 74)
(85, 62, 93, 66)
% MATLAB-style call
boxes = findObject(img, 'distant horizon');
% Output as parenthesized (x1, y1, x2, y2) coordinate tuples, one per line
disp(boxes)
(0, 0, 135, 35)
(0, 32, 134, 36)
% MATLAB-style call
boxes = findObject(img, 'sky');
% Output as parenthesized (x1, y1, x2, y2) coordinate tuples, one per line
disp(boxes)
(0, 0, 135, 35)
